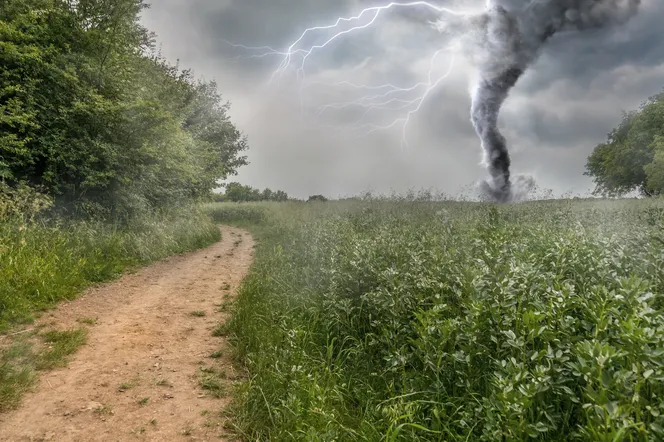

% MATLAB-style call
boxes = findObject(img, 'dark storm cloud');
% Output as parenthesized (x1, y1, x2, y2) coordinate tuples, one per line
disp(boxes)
(523, 0, 664, 93)
(198, 0, 444, 46)
(200, 0, 350, 40)
(507, 0, 664, 152)
(512, 66, 664, 149)
(200, 0, 448, 76)
(141, 0, 664, 199)
(198, 0, 354, 55)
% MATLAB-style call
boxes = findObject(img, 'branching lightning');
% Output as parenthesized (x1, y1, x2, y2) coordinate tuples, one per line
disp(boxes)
(360, 48, 457, 148)
(224, 1, 476, 147)
(225, 0, 643, 202)
(264, 2, 469, 81)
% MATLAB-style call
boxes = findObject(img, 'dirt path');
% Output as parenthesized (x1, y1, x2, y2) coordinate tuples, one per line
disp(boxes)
(0, 226, 254, 442)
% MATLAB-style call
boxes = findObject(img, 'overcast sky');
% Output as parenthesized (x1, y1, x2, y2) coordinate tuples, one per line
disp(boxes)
(140, 0, 664, 199)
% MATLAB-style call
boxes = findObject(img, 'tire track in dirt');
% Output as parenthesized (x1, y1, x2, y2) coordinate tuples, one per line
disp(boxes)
(0, 226, 253, 442)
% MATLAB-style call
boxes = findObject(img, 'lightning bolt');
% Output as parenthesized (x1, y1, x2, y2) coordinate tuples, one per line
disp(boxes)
(221, 41, 309, 62)
(360, 48, 457, 149)
(224, 1, 478, 147)
(314, 83, 427, 116)
(263, 1, 472, 81)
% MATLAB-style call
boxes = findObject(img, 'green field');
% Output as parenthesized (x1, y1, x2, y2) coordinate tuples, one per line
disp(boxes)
(207, 198, 664, 441)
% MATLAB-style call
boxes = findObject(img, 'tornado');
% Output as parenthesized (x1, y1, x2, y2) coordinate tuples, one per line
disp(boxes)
(469, 0, 641, 202)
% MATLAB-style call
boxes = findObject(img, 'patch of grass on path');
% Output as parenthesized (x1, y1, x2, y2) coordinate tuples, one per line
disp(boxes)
(0, 327, 87, 411)
(0, 341, 36, 412)
(36, 328, 88, 370)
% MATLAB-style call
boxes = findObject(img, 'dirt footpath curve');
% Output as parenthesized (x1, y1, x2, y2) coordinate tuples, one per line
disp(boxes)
(0, 226, 254, 442)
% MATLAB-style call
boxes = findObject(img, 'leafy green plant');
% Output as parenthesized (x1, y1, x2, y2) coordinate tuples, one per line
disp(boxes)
(224, 198, 664, 441)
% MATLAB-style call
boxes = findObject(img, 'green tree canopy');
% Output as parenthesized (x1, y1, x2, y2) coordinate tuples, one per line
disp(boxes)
(585, 91, 664, 196)
(0, 0, 248, 219)
(224, 182, 261, 202)
(221, 182, 289, 202)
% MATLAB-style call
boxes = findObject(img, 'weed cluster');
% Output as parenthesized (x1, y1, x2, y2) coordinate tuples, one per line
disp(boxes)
(1, 328, 87, 411)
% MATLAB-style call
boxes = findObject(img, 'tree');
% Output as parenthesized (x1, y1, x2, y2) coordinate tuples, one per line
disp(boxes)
(222, 182, 289, 202)
(0, 0, 248, 219)
(224, 182, 259, 202)
(644, 136, 664, 194)
(261, 188, 273, 201)
(272, 190, 288, 201)
(585, 92, 664, 197)
(307, 194, 328, 202)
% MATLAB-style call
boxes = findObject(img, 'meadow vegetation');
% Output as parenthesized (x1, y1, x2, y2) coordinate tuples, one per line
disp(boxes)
(208, 198, 664, 441)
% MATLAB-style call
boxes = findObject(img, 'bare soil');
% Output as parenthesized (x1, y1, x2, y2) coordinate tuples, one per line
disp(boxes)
(0, 226, 254, 442)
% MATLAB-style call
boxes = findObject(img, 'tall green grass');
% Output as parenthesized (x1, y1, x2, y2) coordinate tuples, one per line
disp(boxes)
(204, 202, 269, 225)
(0, 209, 220, 331)
(212, 199, 664, 441)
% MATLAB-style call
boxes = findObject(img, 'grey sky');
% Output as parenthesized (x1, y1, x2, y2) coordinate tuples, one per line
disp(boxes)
(140, 0, 664, 199)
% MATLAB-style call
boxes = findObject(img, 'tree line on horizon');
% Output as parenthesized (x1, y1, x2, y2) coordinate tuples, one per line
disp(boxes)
(214, 182, 289, 203)
(212, 182, 332, 203)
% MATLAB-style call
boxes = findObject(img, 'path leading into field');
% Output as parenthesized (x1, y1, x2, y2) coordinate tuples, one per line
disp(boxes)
(0, 226, 254, 442)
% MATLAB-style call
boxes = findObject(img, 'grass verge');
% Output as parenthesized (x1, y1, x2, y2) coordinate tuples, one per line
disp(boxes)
(0, 209, 220, 331)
